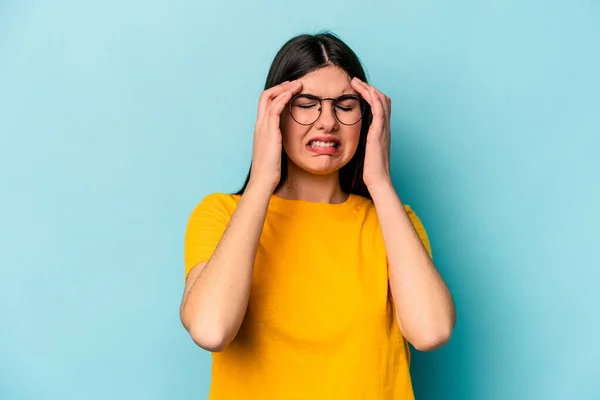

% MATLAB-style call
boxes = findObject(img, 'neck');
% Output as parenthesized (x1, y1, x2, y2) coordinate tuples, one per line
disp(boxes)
(274, 163, 348, 204)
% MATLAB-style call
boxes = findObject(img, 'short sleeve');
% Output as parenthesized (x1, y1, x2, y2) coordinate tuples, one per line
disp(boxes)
(183, 193, 234, 281)
(404, 205, 433, 260)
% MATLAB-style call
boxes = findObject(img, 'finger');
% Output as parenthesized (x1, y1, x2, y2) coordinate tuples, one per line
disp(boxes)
(353, 81, 388, 137)
(372, 87, 391, 120)
(366, 84, 387, 121)
(353, 78, 386, 123)
(267, 88, 296, 119)
(350, 78, 377, 110)
(259, 80, 302, 118)
(259, 81, 292, 117)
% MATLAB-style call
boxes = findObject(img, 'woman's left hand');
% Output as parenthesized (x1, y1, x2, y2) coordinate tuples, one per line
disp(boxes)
(350, 77, 392, 189)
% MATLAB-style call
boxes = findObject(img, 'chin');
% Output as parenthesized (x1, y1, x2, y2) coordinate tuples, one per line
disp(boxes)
(292, 157, 347, 175)
(304, 166, 341, 175)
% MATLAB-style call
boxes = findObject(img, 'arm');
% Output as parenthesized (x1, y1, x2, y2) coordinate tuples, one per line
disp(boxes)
(370, 182, 455, 351)
(180, 183, 271, 352)
(349, 76, 455, 351)
(179, 80, 303, 352)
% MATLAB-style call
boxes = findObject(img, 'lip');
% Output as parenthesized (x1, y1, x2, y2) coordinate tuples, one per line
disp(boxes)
(305, 136, 341, 146)
(305, 136, 342, 155)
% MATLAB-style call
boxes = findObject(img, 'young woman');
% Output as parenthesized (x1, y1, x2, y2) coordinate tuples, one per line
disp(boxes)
(180, 32, 455, 399)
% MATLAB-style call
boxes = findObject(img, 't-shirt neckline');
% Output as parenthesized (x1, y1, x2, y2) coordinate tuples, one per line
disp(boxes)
(268, 192, 362, 213)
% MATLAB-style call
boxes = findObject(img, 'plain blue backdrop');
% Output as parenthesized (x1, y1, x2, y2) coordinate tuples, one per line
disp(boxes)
(1, 1, 599, 399)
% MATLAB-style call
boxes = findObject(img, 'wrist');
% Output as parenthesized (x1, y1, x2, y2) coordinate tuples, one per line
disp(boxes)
(366, 178, 394, 194)
(246, 179, 277, 197)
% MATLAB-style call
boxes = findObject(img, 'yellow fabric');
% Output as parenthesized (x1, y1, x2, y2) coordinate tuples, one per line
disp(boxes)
(184, 192, 433, 400)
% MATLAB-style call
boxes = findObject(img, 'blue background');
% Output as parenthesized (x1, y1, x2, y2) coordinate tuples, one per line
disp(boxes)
(1, 1, 599, 399)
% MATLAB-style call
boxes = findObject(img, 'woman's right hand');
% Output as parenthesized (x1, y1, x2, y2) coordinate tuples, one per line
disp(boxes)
(248, 80, 303, 192)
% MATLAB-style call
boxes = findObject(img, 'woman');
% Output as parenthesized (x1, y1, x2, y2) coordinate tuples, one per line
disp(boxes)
(180, 32, 455, 399)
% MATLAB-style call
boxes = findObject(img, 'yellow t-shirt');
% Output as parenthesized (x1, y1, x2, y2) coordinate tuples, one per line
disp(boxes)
(184, 192, 432, 400)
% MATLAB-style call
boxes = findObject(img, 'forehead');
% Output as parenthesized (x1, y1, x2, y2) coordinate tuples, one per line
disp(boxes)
(298, 66, 358, 96)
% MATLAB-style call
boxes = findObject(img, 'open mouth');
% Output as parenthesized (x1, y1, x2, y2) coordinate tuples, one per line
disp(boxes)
(307, 140, 340, 149)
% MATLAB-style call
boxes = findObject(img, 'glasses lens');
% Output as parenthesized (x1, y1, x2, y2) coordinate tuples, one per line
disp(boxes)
(334, 95, 364, 125)
(290, 95, 320, 125)
(289, 95, 365, 125)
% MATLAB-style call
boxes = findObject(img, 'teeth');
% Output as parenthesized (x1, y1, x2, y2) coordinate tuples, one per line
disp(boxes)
(309, 141, 337, 148)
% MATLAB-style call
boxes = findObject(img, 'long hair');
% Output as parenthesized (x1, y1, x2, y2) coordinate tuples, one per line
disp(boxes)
(235, 31, 373, 199)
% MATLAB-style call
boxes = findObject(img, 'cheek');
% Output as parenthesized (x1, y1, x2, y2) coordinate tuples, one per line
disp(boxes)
(344, 127, 362, 154)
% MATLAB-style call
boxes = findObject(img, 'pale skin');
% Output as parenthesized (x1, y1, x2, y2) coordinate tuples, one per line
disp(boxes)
(180, 66, 456, 352)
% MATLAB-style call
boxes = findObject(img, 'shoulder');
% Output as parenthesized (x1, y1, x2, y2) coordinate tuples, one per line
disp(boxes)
(199, 192, 241, 207)
(354, 195, 416, 217)
(189, 192, 241, 218)
(402, 203, 419, 218)
(356, 196, 431, 252)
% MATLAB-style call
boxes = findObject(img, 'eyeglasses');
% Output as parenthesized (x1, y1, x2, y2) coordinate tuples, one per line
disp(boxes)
(288, 94, 366, 126)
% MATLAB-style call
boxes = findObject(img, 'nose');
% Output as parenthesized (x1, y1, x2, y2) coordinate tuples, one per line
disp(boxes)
(314, 99, 338, 132)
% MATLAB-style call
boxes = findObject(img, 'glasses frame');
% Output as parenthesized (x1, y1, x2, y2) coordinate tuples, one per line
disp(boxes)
(288, 93, 367, 126)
